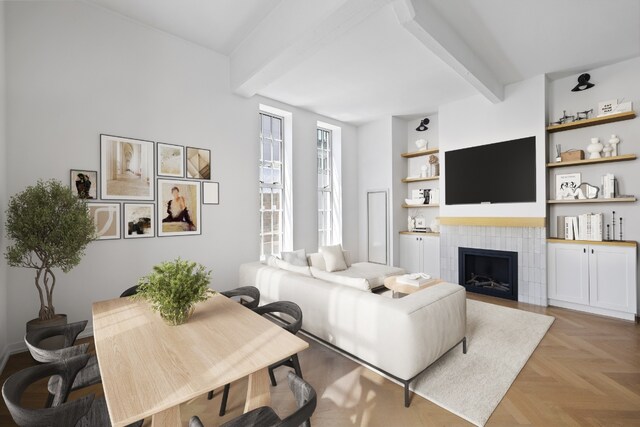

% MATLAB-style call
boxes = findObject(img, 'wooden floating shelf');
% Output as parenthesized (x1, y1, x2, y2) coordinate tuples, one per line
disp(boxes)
(546, 111, 636, 133)
(547, 238, 637, 248)
(401, 147, 439, 158)
(547, 197, 636, 204)
(547, 154, 636, 168)
(399, 231, 440, 236)
(402, 176, 440, 183)
(402, 204, 440, 208)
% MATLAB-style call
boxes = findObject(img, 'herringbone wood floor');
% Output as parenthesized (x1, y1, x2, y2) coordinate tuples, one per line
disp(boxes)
(1, 294, 639, 426)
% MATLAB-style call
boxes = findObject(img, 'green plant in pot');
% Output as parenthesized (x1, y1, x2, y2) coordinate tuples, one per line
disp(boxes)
(4, 179, 96, 336)
(134, 258, 214, 325)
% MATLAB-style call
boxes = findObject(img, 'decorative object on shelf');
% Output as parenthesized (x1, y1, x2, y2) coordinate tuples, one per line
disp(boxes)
(619, 217, 623, 241)
(158, 179, 202, 237)
(415, 118, 430, 132)
(423, 189, 432, 204)
(408, 215, 415, 232)
(550, 110, 575, 126)
(157, 142, 185, 177)
(555, 173, 581, 200)
(88, 202, 121, 240)
(598, 98, 633, 117)
(612, 211, 616, 240)
(571, 73, 595, 92)
(428, 154, 439, 177)
(415, 139, 428, 151)
(587, 137, 604, 159)
(555, 144, 562, 162)
(414, 216, 427, 231)
(133, 258, 214, 326)
(70, 169, 97, 199)
(430, 217, 440, 233)
(100, 134, 155, 201)
(124, 203, 155, 239)
(606, 224, 610, 240)
(186, 146, 211, 180)
(560, 149, 584, 162)
(602, 144, 613, 157)
(202, 181, 219, 205)
(577, 182, 599, 199)
(575, 109, 593, 121)
(405, 197, 425, 206)
(421, 164, 428, 178)
(4, 179, 96, 331)
(609, 134, 620, 156)
(601, 173, 616, 198)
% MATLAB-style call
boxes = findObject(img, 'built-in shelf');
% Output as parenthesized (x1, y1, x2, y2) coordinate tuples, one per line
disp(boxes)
(402, 203, 440, 208)
(401, 147, 439, 158)
(547, 197, 636, 204)
(547, 238, 637, 248)
(546, 111, 636, 133)
(399, 231, 440, 236)
(546, 154, 636, 168)
(401, 176, 439, 183)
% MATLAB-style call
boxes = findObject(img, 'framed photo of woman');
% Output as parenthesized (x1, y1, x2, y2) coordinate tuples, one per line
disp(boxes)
(157, 179, 201, 237)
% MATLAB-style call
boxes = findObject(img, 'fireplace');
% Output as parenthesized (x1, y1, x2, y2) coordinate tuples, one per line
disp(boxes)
(458, 247, 518, 300)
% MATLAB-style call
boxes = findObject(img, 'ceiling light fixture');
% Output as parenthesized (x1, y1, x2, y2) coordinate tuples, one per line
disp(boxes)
(571, 73, 595, 92)
(416, 118, 430, 132)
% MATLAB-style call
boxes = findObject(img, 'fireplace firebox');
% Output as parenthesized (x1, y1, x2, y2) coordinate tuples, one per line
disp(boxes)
(458, 247, 518, 300)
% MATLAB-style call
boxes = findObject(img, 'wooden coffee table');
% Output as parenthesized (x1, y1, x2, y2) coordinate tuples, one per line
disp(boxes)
(384, 275, 443, 298)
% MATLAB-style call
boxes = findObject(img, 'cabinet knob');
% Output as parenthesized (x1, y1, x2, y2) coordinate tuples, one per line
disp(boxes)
(583, 248, 586, 253)
(592, 249, 594, 254)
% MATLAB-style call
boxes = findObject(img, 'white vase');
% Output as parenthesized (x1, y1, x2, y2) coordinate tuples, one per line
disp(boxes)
(602, 144, 613, 157)
(420, 165, 428, 178)
(609, 134, 620, 156)
(587, 137, 603, 159)
(415, 139, 428, 151)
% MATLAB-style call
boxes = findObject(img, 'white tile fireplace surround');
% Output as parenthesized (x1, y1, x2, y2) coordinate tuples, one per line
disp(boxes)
(440, 225, 547, 306)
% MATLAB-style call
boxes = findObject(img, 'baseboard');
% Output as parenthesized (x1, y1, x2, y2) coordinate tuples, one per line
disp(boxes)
(0, 344, 10, 375)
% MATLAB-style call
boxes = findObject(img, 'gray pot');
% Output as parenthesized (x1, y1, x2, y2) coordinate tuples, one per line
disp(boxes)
(26, 314, 68, 350)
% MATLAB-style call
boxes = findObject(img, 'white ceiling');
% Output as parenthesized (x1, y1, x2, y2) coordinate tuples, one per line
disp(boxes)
(86, 0, 281, 55)
(85, 0, 640, 124)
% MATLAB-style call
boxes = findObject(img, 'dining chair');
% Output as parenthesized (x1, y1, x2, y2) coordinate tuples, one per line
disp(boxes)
(207, 286, 261, 402)
(193, 371, 316, 427)
(120, 285, 139, 298)
(219, 301, 303, 416)
(25, 320, 101, 408)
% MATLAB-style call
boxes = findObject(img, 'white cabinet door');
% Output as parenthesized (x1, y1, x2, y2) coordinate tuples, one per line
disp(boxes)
(548, 243, 589, 305)
(588, 245, 637, 313)
(399, 234, 421, 274)
(421, 235, 440, 277)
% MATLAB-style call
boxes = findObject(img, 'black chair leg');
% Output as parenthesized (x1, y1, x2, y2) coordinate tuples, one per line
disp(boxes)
(463, 336, 467, 354)
(404, 381, 411, 407)
(219, 383, 230, 416)
(268, 367, 278, 387)
(45, 392, 54, 408)
(291, 354, 303, 379)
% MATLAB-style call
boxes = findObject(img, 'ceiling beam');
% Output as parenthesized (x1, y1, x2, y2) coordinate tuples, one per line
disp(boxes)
(230, 0, 391, 98)
(392, 0, 504, 103)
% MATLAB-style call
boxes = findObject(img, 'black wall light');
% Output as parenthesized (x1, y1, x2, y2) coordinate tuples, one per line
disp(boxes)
(416, 118, 430, 131)
(571, 73, 595, 92)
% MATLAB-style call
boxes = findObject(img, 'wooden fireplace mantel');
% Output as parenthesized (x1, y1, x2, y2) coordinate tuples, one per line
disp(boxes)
(439, 217, 546, 228)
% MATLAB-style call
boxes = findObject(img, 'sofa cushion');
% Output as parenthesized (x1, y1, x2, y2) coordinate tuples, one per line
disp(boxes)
(267, 256, 312, 277)
(319, 245, 348, 272)
(310, 267, 371, 291)
(307, 252, 326, 270)
(332, 262, 405, 288)
(281, 249, 308, 266)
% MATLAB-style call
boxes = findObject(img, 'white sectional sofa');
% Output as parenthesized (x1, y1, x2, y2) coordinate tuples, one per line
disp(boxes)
(239, 261, 467, 406)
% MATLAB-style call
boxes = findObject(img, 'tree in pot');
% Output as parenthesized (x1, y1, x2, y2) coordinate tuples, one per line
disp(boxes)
(134, 258, 214, 325)
(4, 179, 96, 332)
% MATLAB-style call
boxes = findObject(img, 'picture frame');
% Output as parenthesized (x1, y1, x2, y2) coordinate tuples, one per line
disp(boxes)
(202, 182, 219, 205)
(100, 134, 155, 200)
(123, 203, 156, 239)
(87, 202, 121, 240)
(555, 173, 581, 200)
(186, 147, 211, 180)
(157, 179, 201, 237)
(70, 169, 98, 200)
(157, 142, 185, 178)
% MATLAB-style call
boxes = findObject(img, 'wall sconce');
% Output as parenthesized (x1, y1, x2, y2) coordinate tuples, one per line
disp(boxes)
(416, 118, 430, 132)
(571, 73, 595, 92)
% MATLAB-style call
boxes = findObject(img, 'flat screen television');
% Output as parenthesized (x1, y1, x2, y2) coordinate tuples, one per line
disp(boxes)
(445, 136, 536, 205)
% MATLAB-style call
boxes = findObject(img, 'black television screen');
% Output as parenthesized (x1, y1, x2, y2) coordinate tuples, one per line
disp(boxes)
(445, 136, 536, 205)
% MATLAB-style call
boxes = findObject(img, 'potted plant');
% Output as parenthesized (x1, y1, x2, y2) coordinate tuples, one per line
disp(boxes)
(134, 258, 214, 325)
(4, 179, 96, 335)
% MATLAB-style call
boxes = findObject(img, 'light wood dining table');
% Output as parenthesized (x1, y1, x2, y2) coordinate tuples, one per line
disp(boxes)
(92, 293, 309, 427)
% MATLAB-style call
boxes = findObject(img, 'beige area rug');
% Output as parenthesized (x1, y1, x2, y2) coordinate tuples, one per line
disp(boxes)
(411, 299, 554, 426)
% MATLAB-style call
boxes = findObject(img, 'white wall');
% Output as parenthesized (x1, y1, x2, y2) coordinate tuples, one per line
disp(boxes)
(439, 75, 547, 217)
(3, 1, 358, 346)
(0, 1, 9, 367)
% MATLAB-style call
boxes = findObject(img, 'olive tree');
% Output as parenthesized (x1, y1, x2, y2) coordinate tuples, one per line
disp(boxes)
(4, 179, 96, 320)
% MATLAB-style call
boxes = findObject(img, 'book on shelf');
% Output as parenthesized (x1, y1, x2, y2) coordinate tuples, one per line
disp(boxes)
(563, 214, 603, 241)
(396, 273, 432, 287)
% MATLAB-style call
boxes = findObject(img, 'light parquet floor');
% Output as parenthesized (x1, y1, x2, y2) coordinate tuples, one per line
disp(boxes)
(1, 294, 639, 426)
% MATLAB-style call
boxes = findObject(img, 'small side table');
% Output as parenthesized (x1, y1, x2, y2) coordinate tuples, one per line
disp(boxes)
(384, 276, 443, 298)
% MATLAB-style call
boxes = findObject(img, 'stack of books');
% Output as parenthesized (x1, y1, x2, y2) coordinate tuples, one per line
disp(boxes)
(601, 174, 616, 199)
(558, 214, 603, 241)
(396, 273, 433, 287)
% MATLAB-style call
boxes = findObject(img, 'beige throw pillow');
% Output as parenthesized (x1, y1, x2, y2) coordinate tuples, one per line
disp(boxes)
(319, 245, 348, 272)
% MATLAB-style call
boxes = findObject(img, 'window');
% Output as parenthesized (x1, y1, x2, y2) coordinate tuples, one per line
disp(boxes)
(259, 113, 284, 259)
(317, 128, 332, 246)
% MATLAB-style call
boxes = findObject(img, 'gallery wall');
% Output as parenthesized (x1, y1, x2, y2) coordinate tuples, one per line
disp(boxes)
(0, 1, 9, 366)
(3, 1, 358, 346)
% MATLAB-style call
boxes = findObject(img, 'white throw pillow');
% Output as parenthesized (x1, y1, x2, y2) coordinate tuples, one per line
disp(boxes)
(269, 256, 312, 276)
(281, 249, 308, 267)
(342, 250, 352, 268)
(310, 267, 370, 291)
(307, 252, 326, 271)
(319, 245, 348, 272)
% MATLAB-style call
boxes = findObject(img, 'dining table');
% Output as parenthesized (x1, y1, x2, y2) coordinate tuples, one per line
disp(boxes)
(92, 293, 309, 426)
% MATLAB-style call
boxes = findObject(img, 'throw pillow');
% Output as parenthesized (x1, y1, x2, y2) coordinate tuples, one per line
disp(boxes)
(319, 245, 347, 272)
(281, 249, 308, 267)
(307, 253, 326, 271)
(343, 250, 352, 267)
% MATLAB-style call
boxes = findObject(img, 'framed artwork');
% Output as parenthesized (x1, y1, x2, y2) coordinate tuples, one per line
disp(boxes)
(202, 182, 219, 205)
(157, 142, 184, 177)
(70, 169, 97, 199)
(100, 134, 155, 200)
(157, 179, 201, 237)
(87, 203, 120, 240)
(555, 173, 581, 200)
(186, 147, 211, 180)
(123, 203, 155, 239)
